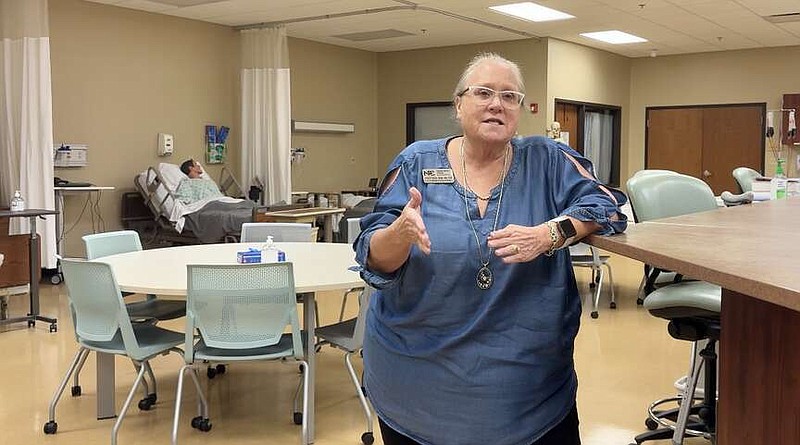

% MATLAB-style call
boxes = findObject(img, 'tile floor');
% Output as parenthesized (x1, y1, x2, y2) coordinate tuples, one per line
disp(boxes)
(0, 253, 707, 445)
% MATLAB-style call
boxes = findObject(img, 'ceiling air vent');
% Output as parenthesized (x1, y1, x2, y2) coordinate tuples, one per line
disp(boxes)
(763, 12, 800, 23)
(332, 29, 415, 42)
(147, 0, 226, 6)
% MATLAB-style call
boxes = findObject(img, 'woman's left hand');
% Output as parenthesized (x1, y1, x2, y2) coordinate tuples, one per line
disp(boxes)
(488, 224, 552, 263)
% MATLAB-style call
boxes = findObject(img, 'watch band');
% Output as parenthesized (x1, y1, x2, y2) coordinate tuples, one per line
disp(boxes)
(544, 221, 561, 257)
(552, 216, 578, 248)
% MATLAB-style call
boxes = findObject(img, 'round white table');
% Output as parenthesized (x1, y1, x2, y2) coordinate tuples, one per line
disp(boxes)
(95, 242, 363, 442)
(100, 242, 362, 295)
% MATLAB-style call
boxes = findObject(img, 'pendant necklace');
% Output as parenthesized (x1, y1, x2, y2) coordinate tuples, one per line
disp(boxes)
(460, 138, 509, 290)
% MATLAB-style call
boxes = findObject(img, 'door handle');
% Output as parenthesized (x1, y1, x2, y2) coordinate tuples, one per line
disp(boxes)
(703, 170, 712, 178)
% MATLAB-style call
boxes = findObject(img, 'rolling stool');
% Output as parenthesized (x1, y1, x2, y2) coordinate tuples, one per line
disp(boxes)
(631, 280, 720, 445)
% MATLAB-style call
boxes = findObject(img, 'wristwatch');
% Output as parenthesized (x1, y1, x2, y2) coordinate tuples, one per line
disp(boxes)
(553, 216, 577, 248)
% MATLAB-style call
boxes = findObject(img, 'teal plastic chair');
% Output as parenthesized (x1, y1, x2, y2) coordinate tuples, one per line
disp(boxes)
(732, 166, 761, 193)
(69, 231, 185, 401)
(43, 259, 183, 444)
(315, 286, 374, 445)
(625, 173, 721, 445)
(240, 222, 314, 242)
(83, 230, 186, 322)
(171, 262, 309, 445)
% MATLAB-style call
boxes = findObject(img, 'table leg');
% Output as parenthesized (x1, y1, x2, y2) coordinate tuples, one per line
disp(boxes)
(26, 216, 57, 331)
(96, 352, 116, 419)
(303, 292, 316, 443)
(323, 216, 333, 242)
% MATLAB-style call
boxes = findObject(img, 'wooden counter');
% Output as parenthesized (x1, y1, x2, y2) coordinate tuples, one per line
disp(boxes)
(587, 198, 800, 444)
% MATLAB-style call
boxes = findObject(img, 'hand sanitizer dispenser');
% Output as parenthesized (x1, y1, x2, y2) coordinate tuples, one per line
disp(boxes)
(158, 133, 174, 156)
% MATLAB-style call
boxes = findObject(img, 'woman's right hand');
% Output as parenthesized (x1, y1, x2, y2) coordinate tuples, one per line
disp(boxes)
(367, 187, 431, 274)
(391, 187, 431, 255)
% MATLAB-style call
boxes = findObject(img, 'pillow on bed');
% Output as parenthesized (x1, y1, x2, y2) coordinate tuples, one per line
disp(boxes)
(158, 162, 216, 191)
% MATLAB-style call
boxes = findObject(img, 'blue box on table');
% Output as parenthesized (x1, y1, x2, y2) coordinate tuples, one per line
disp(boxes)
(237, 248, 261, 264)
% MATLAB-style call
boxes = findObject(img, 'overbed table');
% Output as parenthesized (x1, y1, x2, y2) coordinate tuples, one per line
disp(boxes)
(256, 207, 346, 242)
(95, 242, 363, 442)
(586, 198, 800, 444)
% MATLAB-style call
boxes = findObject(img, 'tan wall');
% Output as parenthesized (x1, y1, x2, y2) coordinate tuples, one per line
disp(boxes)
(546, 38, 631, 176)
(376, 39, 548, 174)
(288, 38, 378, 193)
(50, 0, 239, 256)
(629, 46, 800, 182)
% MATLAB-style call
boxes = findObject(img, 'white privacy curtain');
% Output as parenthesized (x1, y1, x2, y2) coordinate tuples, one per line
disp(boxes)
(0, 0, 56, 268)
(241, 27, 291, 205)
(584, 111, 613, 184)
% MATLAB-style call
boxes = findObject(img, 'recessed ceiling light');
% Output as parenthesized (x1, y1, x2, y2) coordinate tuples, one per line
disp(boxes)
(489, 2, 575, 22)
(580, 30, 647, 44)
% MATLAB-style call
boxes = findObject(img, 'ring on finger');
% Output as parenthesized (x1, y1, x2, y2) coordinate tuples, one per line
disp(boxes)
(511, 244, 521, 254)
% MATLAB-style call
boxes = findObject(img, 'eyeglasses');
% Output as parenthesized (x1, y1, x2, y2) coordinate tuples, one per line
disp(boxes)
(459, 85, 525, 109)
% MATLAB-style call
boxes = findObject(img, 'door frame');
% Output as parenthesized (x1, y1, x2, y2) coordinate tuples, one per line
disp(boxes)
(555, 98, 622, 187)
(645, 103, 766, 173)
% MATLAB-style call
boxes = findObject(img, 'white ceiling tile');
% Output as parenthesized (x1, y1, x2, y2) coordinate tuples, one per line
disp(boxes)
(77, 0, 800, 56)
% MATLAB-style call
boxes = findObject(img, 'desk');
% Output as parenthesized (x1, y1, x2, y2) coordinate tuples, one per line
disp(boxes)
(587, 198, 800, 444)
(53, 186, 115, 267)
(96, 242, 363, 441)
(257, 207, 346, 242)
(0, 209, 58, 332)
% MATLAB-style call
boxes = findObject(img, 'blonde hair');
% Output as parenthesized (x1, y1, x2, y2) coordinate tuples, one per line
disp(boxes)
(453, 52, 525, 100)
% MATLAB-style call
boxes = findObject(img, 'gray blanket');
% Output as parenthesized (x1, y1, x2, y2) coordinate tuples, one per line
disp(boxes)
(182, 199, 256, 243)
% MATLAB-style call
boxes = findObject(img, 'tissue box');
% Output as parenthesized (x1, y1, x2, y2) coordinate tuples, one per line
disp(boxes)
(237, 249, 261, 264)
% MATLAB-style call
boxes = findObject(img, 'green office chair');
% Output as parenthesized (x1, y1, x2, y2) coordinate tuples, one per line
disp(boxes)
(315, 286, 374, 445)
(732, 166, 761, 193)
(43, 259, 183, 444)
(628, 170, 701, 304)
(172, 262, 309, 445)
(626, 172, 721, 445)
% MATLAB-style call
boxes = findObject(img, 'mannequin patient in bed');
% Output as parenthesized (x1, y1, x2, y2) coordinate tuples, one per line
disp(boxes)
(176, 159, 224, 204)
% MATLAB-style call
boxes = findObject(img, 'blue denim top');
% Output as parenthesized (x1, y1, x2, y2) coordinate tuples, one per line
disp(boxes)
(355, 135, 627, 445)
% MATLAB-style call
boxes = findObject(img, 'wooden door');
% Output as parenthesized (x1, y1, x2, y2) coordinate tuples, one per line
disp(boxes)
(555, 102, 580, 150)
(646, 108, 703, 177)
(646, 105, 764, 195)
(702, 106, 763, 194)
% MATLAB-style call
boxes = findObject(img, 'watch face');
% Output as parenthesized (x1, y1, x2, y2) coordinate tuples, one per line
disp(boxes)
(558, 219, 577, 239)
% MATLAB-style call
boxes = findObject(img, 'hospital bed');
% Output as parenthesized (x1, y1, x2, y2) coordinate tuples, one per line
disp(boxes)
(134, 163, 265, 245)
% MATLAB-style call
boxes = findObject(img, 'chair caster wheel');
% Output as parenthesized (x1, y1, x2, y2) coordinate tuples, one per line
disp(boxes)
(645, 417, 659, 430)
(191, 416, 212, 431)
(43, 421, 58, 434)
(71, 385, 82, 397)
(207, 364, 226, 378)
(591, 311, 599, 319)
(361, 432, 375, 445)
(28, 320, 35, 328)
(50, 324, 57, 333)
(138, 393, 156, 411)
(636, 298, 644, 305)
(293, 412, 302, 425)
(610, 301, 617, 309)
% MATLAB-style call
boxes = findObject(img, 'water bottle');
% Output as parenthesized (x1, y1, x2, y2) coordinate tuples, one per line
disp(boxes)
(10, 190, 25, 211)
(261, 235, 279, 263)
(771, 159, 787, 200)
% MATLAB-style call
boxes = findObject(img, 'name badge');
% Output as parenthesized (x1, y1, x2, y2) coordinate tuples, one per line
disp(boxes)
(422, 169, 455, 184)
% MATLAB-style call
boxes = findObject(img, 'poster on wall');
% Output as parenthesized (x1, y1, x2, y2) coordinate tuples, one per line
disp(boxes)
(205, 125, 229, 164)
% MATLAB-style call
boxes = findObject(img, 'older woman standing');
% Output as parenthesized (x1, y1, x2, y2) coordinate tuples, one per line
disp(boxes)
(355, 53, 627, 445)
